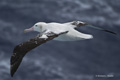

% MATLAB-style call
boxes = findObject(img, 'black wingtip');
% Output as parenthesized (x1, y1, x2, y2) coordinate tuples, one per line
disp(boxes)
(11, 74, 13, 77)
(102, 30, 117, 35)
(10, 66, 14, 77)
(10, 72, 14, 77)
(11, 71, 14, 77)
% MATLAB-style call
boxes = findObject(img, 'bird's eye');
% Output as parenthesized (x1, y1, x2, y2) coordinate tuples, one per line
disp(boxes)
(35, 25, 37, 27)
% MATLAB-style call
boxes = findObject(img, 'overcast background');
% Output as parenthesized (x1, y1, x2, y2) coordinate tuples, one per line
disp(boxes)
(0, 0, 120, 80)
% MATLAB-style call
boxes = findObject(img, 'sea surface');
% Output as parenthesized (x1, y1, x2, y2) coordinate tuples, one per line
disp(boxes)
(0, 0, 120, 80)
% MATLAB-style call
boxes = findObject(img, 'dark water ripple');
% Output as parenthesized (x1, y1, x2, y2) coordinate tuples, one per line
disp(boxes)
(0, 0, 120, 80)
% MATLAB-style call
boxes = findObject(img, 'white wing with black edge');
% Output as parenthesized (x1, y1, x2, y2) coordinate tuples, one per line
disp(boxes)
(65, 21, 116, 35)
(64, 21, 88, 28)
(10, 30, 68, 77)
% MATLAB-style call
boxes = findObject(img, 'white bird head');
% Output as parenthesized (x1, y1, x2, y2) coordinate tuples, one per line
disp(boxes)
(24, 22, 46, 33)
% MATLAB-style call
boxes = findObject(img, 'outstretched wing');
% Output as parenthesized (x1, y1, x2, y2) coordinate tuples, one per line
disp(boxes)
(10, 31, 68, 77)
(65, 21, 116, 35)
(64, 21, 88, 28)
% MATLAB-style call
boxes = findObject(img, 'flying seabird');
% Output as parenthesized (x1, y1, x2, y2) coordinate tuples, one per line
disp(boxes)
(10, 21, 116, 77)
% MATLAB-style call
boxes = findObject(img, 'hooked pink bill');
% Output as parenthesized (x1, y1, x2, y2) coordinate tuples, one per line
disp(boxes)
(24, 26, 34, 33)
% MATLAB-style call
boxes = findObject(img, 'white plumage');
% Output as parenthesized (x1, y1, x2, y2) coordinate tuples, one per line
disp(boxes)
(25, 22, 93, 41)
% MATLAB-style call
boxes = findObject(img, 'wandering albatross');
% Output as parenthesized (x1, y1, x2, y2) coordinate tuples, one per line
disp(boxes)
(10, 21, 116, 77)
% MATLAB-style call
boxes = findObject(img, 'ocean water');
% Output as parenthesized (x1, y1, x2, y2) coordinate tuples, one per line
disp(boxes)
(0, 0, 120, 80)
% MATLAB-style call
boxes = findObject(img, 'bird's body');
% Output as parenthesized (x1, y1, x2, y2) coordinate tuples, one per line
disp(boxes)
(11, 21, 116, 77)
(35, 22, 93, 41)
